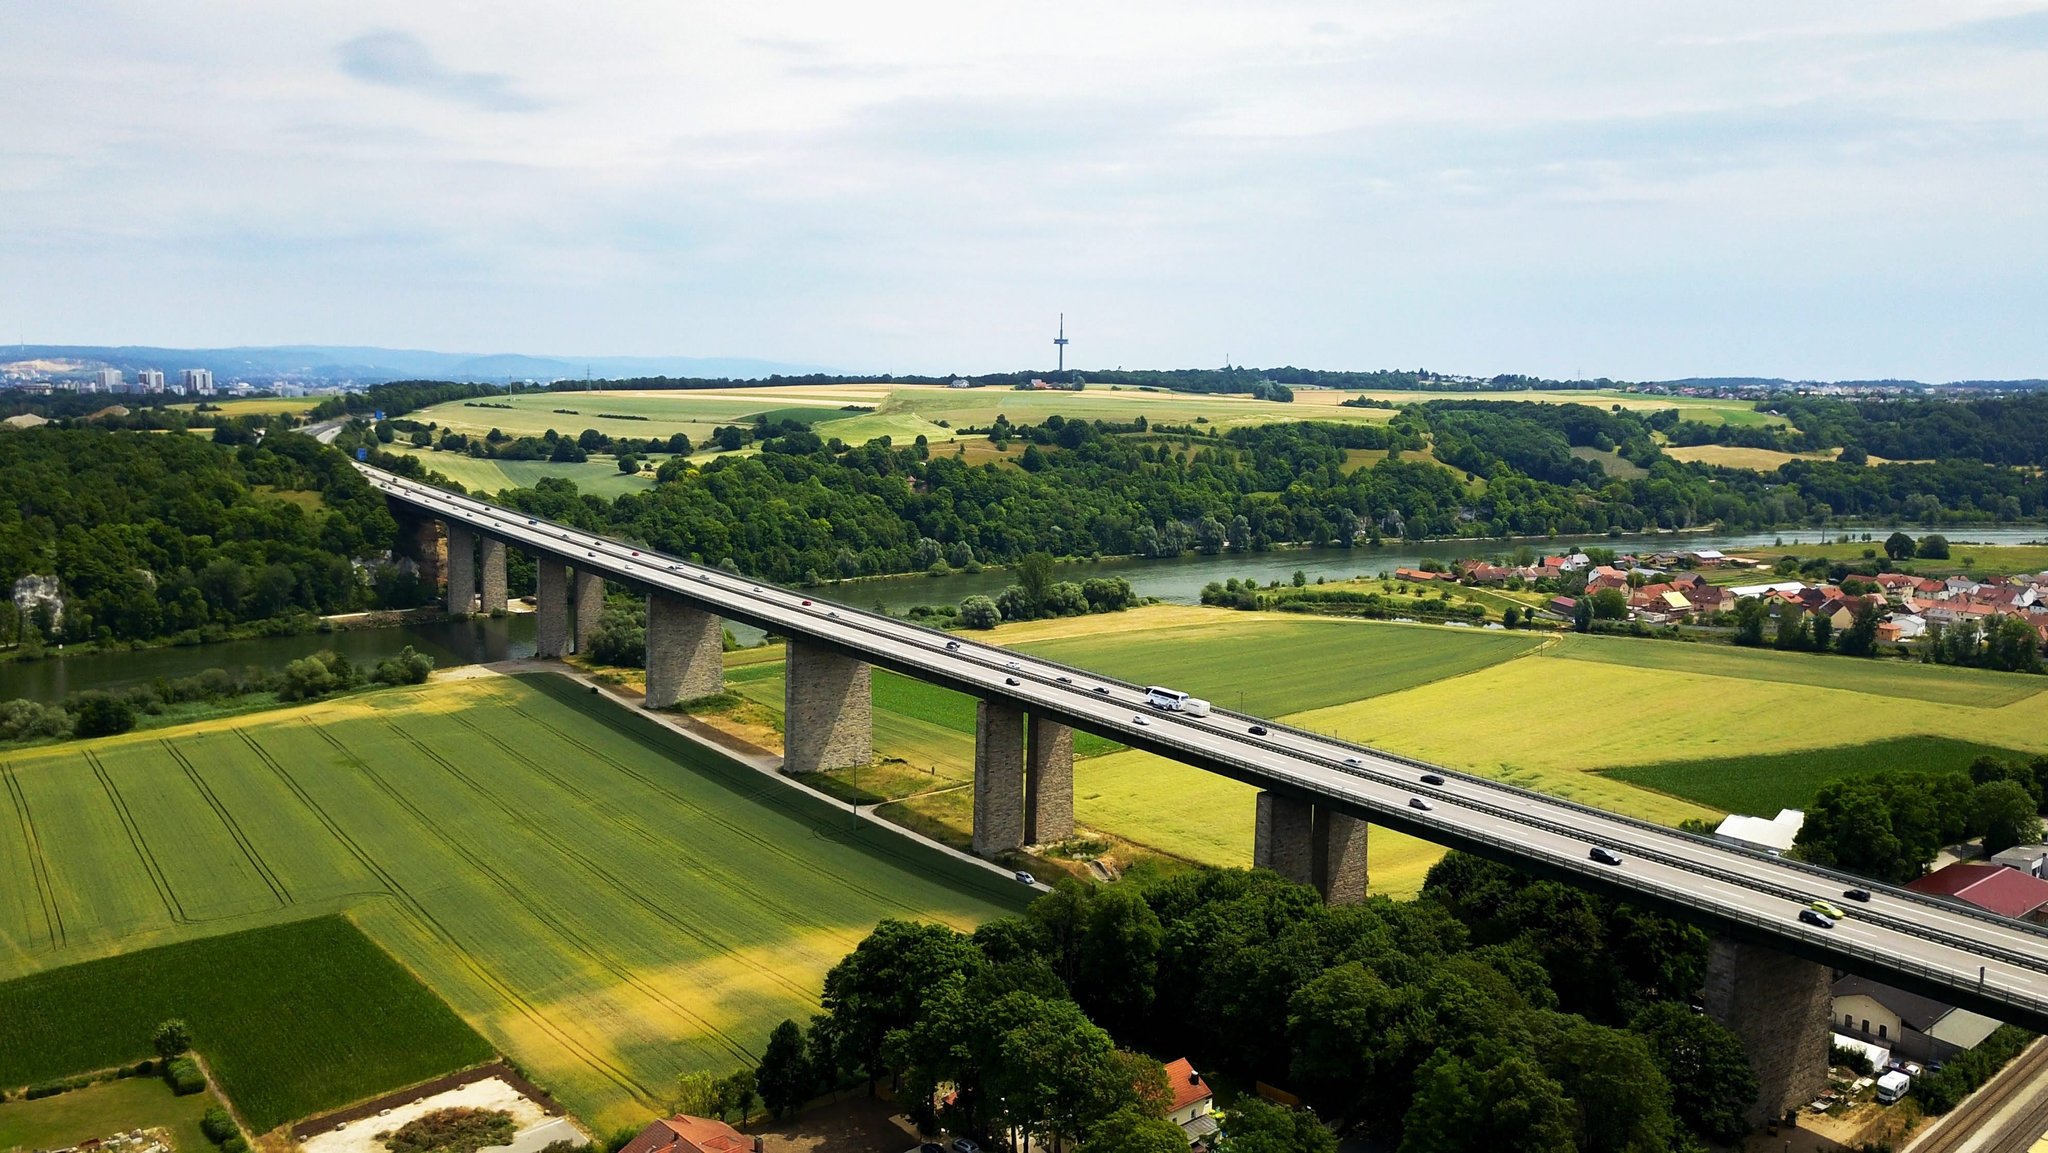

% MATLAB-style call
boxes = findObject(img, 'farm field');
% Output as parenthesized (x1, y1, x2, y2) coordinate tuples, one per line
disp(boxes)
(0, 676, 1028, 1130)
(1663, 444, 1837, 471)
(1292, 388, 1786, 427)
(1715, 540, 2048, 577)
(169, 397, 323, 417)
(0, 917, 489, 1134)
(1605, 736, 2043, 816)
(385, 446, 656, 498)
(0, 1074, 221, 1153)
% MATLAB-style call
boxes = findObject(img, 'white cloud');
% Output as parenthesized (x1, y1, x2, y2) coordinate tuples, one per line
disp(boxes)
(0, 0, 2043, 379)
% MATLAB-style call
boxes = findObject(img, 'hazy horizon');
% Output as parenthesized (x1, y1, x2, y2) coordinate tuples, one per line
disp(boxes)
(3, 2, 2044, 381)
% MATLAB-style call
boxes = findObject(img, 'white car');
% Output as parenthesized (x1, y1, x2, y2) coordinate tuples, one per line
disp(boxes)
(1132, 715, 1150, 726)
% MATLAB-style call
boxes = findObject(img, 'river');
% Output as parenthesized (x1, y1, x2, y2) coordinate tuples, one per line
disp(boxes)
(6, 525, 2041, 704)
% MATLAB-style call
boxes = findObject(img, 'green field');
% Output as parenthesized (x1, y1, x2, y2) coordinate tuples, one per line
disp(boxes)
(0, 675, 1028, 1129)
(0, 1074, 221, 1153)
(1294, 388, 1784, 428)
(1605, 736, 2044, 816)
(385, 447, 657, 497)
(0, 917, 490, 1133)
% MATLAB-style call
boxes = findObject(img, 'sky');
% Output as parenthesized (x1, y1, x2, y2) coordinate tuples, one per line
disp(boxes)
(2, 2, 2045, 380)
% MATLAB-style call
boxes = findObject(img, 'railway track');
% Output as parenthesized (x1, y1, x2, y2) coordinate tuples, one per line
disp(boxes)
(1909, 1039, 2048, 1153)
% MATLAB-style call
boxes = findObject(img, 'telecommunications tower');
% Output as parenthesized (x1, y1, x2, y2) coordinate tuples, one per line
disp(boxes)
(1053, 313, 1069, 374)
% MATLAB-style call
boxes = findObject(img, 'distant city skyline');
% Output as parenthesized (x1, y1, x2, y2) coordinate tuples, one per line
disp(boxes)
(2, 3, 2044, 381)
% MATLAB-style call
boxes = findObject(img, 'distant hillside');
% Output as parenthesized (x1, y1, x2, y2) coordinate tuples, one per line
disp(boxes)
(0, 344, 831, 384)
(1656, 376, 2048, 390)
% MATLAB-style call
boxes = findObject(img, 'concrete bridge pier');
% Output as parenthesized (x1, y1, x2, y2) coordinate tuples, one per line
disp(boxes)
(973, 701, 1027, 857)
(534, 557, 570, 659)
(478, 538, 508, 614)
(1025, 715, 1074, 845)
(394, 513, 445, 590)
(782, 642, 872, 774)
(444, 523, 476, 615)
(572, 570, 606, 653)
(1702, 936, 1832, 1125)
(645, 593, 723, 708)
(1254, 792, 1367, 904)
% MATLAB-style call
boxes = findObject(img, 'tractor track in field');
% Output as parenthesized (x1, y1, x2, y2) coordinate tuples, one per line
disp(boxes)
(2, 762, 64, 948)
(517, 676, 1025, 907)
(84, 748, 184, 923)
(253, 723, 663, 1108)
(162, 739, 291, 908)
(444, 708, 872, 956)
(366, 718, 759, 1063)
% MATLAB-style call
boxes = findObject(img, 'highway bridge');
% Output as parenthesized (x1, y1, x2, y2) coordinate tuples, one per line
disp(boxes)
(364, 461, 2048, 1119)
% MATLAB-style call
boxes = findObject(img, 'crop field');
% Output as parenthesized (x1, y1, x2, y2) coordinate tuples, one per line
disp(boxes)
(1605, 736, 2043, 816)
(1662, 444, 1837, 471)
(386, 447, 657, 498)
(0, 1073, 221, 1153)
(1711, 540, 2048, 577)
(0, 675, 1028, 1130)
(170, 397, 323, 417)
(1292, 388, 1786, 428)
(0, 917, 490, 1134)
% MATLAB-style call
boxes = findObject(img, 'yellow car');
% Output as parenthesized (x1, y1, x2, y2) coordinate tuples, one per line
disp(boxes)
(1810, 899, 1848, 920)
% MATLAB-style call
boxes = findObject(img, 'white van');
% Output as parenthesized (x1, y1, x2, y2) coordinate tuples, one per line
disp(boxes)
(1875, 1070, 1910, 1104)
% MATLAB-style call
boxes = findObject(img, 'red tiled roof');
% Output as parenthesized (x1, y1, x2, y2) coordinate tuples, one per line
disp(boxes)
(1907, 863, 2048, 919)
(617, 1116, 751, 1153)
(1160, 1059, 1214, 1114)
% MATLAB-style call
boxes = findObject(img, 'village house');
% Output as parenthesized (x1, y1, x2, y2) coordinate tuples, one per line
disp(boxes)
(1831, 975, 2002, 1066)
(1158, 1059, 1217, 1146)
(1907, 862, 2048, 926)
(617, 1116, 756, 1153)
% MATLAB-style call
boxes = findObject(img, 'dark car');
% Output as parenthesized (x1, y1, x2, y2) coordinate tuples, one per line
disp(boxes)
(1004, 677, 1020, 686)
(1092, 686, 1110, 695)
(1420, 772, 1445, 786)
(920, 1145, 946, 1153)
(944, 640, 961, 651)
(1056, 675, 1072, 684)
(1843, 888, 1872, 903)
(1408, 797, 1432, 811)
(1589, 847, 1623, 866)
(1798, 908, 1836, 929)
(1248, 725, 1269, 736)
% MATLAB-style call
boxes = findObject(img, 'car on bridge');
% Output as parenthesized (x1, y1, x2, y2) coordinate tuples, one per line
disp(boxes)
(1589, 847, 1623, 866)
(1843, 888, 1872, 903)
(1420, 772, 1445, 786)
(1810, 899, 1848, 920)
(1409, 797, 1432, 811)
(1799, 908, 1836, 929)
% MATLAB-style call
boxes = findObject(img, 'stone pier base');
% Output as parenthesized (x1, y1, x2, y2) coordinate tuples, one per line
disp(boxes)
(1025, 715, 1075, 845)
(397, 514, 445, 590)
(782, 642, 872, 774)
(1254, 791, 1317, 888)
(479, 538, 507, 613)
(973, 701, 1027, 857)
(572, 570, 605, 653)
(645, 594, 723, 709)
(1702, 936, 1832, 1125)
(444, 524, 476, 615)
(534, 558, 570, 659)
(1312, 809, 1369, 905)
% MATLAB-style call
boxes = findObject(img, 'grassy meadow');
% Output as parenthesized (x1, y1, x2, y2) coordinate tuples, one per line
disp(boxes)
(384, 446, 657, 498)
(0, 918, 491, 1133)
(0, 675, 1029, 1130)
(0, 1074, 222, 1153)
(1605, 736, 2043, 817)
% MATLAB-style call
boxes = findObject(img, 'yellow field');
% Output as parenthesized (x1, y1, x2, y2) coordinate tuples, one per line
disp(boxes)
(1294, 388, 1784, 428)
(171, 397, 323, 416)
(1664, 444, 1838, 470)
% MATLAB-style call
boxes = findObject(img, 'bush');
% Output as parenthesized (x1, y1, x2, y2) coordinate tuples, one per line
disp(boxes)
(371, 646, 435, 686)
(221, 1138, 250, 1153)
(958, 594, 1001, 630)
(380, 1108, 517, 1153)
(1914, 1025, 2033, 1114)
(201, 1107, 240, 1144)
(164, 1056, 206, 1095)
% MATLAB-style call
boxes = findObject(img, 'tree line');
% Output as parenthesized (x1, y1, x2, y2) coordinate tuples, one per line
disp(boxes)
(1795, 755, 2048, 882)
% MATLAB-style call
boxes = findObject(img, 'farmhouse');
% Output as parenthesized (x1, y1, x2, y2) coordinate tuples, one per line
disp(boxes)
(617, 1115, 756, 1153)
(1159, 1058, 1217, 1145)
(1831, 975, 2002, 1066)
(1907, 862, 2048, 925)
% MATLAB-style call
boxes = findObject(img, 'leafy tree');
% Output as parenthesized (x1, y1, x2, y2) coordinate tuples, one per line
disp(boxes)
(1731, 597, 1767, 647)
(1217, 1098, 1337, 1153)
(1629, 1002, 1757, 1144)
(1836, 602, 1882, 657)
(153, 1019, 193, 1058)
(756, 1019, 814, 1119)
(1075, 884, 1163, 1036)
(1016, 552, 1056, 614)
(1975, 780, 2043, 854)
(819, 919, 983, 1091)
(1398, 1049, 1574, 1153)
(1081, 1105, 1187, 1153)
(1531, 1014, 1676, 1152)
(72, 692, 137, 738)
(1287, 961, 1403, 1123)
(616, 454, 639, 474)
(1918, 534, 1951, 559)
(958, 594, 1001, 629)
(1884, 531, 1917, 560)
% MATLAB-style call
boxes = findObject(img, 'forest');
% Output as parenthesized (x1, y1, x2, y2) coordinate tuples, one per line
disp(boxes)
(0, 427, 417, 649)
(750, 856, 1758, 1152)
